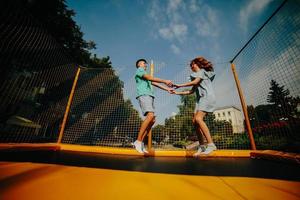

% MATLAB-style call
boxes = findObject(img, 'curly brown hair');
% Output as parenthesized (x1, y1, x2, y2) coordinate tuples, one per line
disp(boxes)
(190, 56, 213, 71)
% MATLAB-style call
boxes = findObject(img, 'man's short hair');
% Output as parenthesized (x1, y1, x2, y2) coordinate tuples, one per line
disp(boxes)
(136, 59, 147, 67)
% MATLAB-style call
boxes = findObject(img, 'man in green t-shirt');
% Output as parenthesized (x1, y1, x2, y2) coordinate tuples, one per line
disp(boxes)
(133, 58, 174, 154)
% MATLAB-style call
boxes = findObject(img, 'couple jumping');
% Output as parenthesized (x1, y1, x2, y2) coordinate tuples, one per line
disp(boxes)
(132, 57, 217, 156)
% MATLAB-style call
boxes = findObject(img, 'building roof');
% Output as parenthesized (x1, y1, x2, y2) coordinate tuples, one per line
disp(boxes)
(213, 105, 241, 112)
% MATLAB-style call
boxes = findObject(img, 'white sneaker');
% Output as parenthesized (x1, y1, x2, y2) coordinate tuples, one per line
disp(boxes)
(193, 145, 206, 157)
(132, 140, 144, 154)
(141, 142, 149, 153)
(200, 143, 217, 155)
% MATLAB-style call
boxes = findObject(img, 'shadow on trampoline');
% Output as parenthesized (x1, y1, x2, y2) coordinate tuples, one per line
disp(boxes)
(0, 150, 299, 182)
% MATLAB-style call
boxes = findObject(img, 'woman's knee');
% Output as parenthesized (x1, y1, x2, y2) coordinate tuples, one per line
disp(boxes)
(152, 117, 156, 124)
(194, 116, 203, 124)
(151, 114, 156, 124)
(146, 112, 155, 121)
(192, 117, 197, 125)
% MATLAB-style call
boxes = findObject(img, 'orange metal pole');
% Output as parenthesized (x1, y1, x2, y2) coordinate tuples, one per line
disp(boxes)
(230, 63, 256, 150)
(57, 67, 81, 144)
(148, 60, 154, 150)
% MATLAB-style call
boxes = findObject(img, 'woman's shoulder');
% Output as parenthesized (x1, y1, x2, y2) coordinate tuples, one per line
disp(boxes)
(190, 69, 204, 78)
(204, 70, 215, 81)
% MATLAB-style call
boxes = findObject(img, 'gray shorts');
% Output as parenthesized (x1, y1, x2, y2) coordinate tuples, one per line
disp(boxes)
(137, 95, 155, 116)
(194, 98, 216, 113)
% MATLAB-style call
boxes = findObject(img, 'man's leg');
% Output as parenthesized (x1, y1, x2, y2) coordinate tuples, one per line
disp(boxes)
(141, 112, 155, 141)
(133, 112, 155, 153)
(137, 112, 155, 141)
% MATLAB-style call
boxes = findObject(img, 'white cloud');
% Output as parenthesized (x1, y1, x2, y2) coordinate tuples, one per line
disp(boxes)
(149, 0, 187, 43)
(148, 0, 162, 24)
(189, 0, 200, 13)
(167, 0, 182, 13)
(147, 0, 221, 55)
(171, 44, 181, 54)
(158, 24, 188, 41)
(159, 28, 173, 40)
(173, 24, 188, 38)
(239, 0, 273, 32)
(196, 6, 220, 37)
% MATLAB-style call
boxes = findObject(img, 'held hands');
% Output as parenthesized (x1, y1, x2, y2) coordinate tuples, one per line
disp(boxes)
(164, 80, 173, 87)
(170, 89, 178, 94)
(167, 88, 175, 94)
(163, 80, 181, 95)
(172, 83, 181, 89)
(163, 80, 181, 89)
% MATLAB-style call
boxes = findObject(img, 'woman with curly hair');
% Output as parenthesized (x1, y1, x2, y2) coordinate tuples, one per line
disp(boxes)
(172, 57, 217, 156)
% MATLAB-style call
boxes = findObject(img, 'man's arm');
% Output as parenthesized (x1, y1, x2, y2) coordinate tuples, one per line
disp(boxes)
(143, 74, 173, 87)
(152, 82, 174, 93)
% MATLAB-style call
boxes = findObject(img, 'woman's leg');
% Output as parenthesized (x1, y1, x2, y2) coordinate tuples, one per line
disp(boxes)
(194, 111, 213, 144)
(194, 111, 216, 155)
(193, 114, 205, 145)
(193, 114, 206, 155)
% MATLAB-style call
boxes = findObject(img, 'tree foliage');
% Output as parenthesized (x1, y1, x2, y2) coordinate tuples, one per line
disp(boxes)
(249, 79, 300, 125)
(152, 90, 233, 146)
(246, 80, 300, 152)
(23, 0, 111, 68)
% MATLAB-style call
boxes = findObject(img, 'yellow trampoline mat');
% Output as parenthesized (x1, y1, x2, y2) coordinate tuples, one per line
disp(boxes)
(1, 161, 299, 200)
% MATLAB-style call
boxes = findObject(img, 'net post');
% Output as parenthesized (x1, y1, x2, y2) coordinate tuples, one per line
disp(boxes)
(230, 62, 256, 150)
(57, 67, 81, 144)
(148, 60, 154, 150)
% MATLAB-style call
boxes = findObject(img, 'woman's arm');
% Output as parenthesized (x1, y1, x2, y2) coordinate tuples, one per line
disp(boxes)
(174, 77, 201, 88)
(173, 87, 195, 95)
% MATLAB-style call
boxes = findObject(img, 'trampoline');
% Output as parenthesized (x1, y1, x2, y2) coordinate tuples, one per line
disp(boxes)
(1, 1, 300, 199)
(0, 149, 300, 200)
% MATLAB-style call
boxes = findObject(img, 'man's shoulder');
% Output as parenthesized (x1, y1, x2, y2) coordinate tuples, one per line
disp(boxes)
(135, 67, 147, 78)
(136, 67, 145, 72)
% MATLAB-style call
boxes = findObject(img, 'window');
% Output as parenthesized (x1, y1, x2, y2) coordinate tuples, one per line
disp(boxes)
(218, 113, 220, 117)
(228, 111, 231, 116)
(223, 112, 225, 116)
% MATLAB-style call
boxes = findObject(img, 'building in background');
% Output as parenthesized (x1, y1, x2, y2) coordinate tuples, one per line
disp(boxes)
(213, 106, 245, 133)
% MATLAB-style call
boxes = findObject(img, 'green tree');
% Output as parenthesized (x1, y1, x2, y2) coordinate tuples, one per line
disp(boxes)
(267, 80, 294, 120)
(152, 90, 234, 148)
(152, 125, 168, 144)
(255, 104, 273, 123)
(24, 0, 111, 68)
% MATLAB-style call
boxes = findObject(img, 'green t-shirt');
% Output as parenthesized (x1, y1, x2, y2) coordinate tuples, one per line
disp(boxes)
(135, 67, 154, 98)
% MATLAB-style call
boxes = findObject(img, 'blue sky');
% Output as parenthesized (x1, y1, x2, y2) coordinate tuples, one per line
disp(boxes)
(66, 0, 284, 124)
